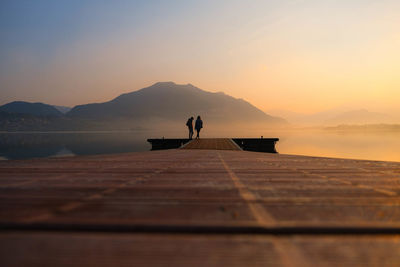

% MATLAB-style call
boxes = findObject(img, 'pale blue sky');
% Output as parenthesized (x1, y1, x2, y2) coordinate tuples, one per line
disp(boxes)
(1, 0, 399, 112)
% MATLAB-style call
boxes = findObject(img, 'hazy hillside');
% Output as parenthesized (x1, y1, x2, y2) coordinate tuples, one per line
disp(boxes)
(68, 82, 285, 124)
(325, 124, 400, 131)
(0, 82, 285, 131)
(267, 108, 396, 126)
(0, 101, 64, 117)
(266, 108, 350, 126)
(325, 109, 393, 125)
(0, 111, 108, 132)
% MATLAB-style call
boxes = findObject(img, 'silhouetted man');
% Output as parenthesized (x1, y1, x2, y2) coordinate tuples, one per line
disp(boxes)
(186, 117, 194, 139)
(195, 115, 203, 139)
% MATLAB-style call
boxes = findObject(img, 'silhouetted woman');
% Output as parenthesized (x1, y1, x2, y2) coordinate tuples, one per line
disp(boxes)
(186, 117, 194, 139)
(195, 116, 203, 139)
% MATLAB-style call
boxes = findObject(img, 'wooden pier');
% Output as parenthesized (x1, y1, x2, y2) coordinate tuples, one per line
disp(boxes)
(181, 138, 241, 150)
(1, 138, 400, 266)
(148, 137, 279, 152)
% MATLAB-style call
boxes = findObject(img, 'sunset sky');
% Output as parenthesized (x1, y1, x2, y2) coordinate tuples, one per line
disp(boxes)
(0, 0, 399, 113)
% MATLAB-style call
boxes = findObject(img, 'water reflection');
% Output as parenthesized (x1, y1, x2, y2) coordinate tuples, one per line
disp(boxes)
(0, 132, 151, 160)
(275, 129, 400, 162)
(0, 130, 399, 162)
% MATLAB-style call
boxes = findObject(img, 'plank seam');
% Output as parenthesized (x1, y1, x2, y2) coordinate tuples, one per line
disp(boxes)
(218, 153, 275, 227)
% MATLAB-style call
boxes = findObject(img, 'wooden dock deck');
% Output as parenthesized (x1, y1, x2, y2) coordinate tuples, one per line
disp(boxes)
(181, 138, 241, 150)
(1, 142, 400, 266)
(147, 137, 279, 152)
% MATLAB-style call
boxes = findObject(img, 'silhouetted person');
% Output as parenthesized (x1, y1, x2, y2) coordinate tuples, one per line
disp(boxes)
(195, 115, 203, 139)
(186, 117, 194, 139)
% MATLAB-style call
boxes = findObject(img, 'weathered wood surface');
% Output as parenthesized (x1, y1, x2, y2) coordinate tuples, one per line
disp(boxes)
(1, 149, 400, 266)
(182, 138, 240, 150)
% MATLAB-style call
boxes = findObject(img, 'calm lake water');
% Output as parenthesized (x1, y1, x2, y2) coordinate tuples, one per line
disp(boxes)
(0, 130, 399, 162)
(275, 129, 400, 162)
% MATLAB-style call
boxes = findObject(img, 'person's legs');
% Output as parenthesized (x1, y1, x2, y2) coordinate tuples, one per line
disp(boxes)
(196, 129, 200, 139)
(189, 127, 193, 139)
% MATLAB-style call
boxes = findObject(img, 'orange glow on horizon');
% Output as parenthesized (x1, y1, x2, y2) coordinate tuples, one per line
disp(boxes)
(0, 1, 399, 115)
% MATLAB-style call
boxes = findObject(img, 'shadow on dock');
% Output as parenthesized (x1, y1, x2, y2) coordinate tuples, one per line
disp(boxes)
(232, 138, 279, 153)
(147, 138, 191, 150)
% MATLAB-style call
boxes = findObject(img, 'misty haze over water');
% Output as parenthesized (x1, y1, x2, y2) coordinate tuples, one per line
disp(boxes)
(1, 129, 399, 162)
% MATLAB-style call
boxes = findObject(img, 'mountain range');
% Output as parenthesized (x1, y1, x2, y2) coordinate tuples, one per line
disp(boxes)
(68, 82, 284, 123)
(0, 82, 285, 131)
(4, 82, 394, 131)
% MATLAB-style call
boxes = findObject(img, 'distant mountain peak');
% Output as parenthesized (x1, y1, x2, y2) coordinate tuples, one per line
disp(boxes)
(152, 81, 177, 87)
(150, 82, 203, 89)
(145, 82, 201, 92)
(0, 101, 63, 117)
(67, 82, 286, 124)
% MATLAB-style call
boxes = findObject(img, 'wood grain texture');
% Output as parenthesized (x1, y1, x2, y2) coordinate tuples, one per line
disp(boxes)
(1, 148, 400, 266)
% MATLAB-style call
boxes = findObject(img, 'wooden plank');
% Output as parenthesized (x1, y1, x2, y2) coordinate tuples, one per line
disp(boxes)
(181, 138, 240, 150)
(1, 150, 399, 228)
(1, 148, 400, 265)
(1, 232, 400, 267)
